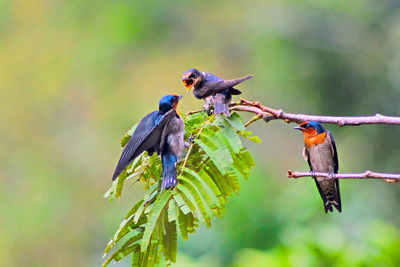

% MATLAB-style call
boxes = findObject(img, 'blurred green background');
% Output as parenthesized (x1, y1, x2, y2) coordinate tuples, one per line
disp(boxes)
(1, 0, 400, 266)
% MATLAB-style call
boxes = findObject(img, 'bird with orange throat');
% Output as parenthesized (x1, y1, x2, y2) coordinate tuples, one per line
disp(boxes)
(294, 121, 342, 213)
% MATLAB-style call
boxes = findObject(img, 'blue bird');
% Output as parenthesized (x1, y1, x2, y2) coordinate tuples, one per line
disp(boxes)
(294, 121, 342, 213)
(112, 94, 185, 190)
(182, 68, 253, 117)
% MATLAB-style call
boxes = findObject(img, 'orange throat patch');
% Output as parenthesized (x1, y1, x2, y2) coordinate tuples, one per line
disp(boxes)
(172, 101, 178, 110)
(304, 131, 327, 147)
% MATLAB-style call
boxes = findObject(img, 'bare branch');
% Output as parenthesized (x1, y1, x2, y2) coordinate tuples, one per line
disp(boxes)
(185, 98, 400, 126)
(287, 170, 400, 183)
(185, 108, 205, 116)
(232, 99, 400, 126)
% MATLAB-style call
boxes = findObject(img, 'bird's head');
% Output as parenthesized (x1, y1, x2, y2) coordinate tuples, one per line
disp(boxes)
(294, 121, 326, 138)
(182, 68, 203, 93)
(159, 94, 183, 114)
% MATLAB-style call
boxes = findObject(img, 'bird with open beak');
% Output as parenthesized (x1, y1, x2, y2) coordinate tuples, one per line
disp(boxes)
(182, 68, 253, 117)
(294, 121, 342, 213)
(112, 94, 185, 190)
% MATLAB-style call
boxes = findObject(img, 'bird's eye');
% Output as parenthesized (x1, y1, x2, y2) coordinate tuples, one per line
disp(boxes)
(189, 73, 195, 78)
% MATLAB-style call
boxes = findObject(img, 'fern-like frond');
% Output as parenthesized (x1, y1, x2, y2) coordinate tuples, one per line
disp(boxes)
(102, 112, 258, 266)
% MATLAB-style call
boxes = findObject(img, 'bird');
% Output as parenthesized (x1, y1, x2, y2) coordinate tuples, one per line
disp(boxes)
(112, 94, 185, 190)
(294, 121, 342, 213)
(182, 68, 253, 117)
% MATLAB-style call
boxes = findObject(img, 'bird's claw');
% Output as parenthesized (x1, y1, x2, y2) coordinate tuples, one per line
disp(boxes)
(310, 171, 316, 177)
(328, 173, 336, 180)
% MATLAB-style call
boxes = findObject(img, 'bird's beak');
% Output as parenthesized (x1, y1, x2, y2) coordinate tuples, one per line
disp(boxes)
(294, 126, 304, 131)
(178, 94, 183, 101)
(182, 78, 193, 93)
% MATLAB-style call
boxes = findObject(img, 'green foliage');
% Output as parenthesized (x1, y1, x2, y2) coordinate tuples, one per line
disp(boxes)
(102, 112, 257, 266)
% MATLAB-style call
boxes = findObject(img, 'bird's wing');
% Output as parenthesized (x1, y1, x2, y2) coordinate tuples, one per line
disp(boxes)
(302, 146, 309, 163)
(304, 146, 329, 210)
(327, 130, 341, 212)
(199, 75, 253, 96)
(327, 131, 339, 173)
(112, 110, 175, 180)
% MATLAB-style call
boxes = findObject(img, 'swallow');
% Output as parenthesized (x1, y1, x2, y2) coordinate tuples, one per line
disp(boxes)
(294, 121, 341, 213)
(112, 94, 185, 190)
(182, 68, 253, 117)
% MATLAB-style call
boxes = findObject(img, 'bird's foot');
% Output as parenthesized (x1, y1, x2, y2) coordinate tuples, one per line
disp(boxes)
(328, 172, 336, 180)
(310, 171, 316, 177)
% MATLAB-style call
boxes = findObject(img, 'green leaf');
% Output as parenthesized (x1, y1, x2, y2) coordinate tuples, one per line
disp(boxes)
(180, 169, 222, 215)
(104, 111, 257, 266)
(141, 190, 173, 252)
(195, 137, 232, 174)
(177, 182, 212, 227)
(239, 130, 262, 143)
(184, 167, 225, 206)
(177, 209, 188, 240)
(173, 194, 191, 215)
(224, 112, 246, 131)
(162, 215, 177, 263)
(121, 124, 138, 148)
(167, 199, 178, 223)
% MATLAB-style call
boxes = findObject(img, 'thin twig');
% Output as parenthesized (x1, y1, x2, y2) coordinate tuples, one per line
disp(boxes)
(244, 115, 262, 127)
(287, 170, 400, 183)
(186, 108, 205, 116)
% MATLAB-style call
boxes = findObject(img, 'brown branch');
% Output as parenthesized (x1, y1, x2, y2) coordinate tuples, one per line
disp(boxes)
(287, 170, 400, 183)
(185, 108, 205, 116)
(185, 98, 400, 126)
(233, 99, 400, 126)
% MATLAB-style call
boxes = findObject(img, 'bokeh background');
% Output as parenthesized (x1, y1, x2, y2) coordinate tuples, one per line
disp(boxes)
(1, 0, 400, 266)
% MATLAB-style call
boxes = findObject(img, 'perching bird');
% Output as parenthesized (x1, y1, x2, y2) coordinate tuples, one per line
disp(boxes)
(112, 94, 185, 190)
(294, 121, 342, 213)
(182, 68, 253, 117)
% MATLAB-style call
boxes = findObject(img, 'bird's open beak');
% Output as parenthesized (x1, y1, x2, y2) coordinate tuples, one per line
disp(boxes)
(182, 78, 193, 93)
(294, 126, 304, 130)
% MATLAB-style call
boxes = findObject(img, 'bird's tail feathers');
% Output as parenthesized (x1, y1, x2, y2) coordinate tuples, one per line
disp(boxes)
(324, 199, 341, 213)
(314, 178, 342, 213)
(237, 75, 254, 83)
(161, 152, 178, 190)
